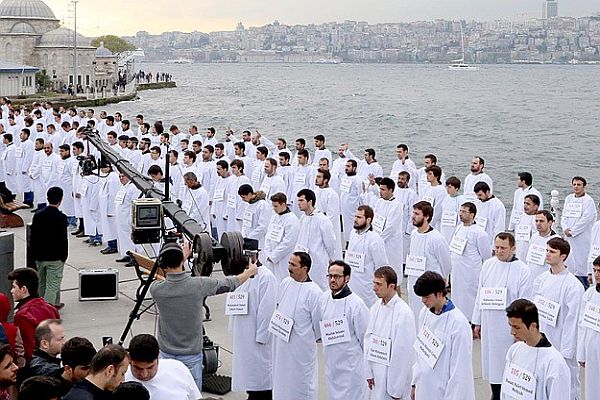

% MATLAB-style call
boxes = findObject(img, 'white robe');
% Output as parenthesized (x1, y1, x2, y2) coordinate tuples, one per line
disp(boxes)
(396, 187, 419, 263)
(365, 295, 416, 400)
(357, 160, 384, 180)
(561, 193, 597, 276)
(412, 305, 475, 400)
(180, 185, 210, 231)
(471, 257, 533, 383)
(116, 182, 141, 257)
(241, 198, 272, 252)
(515, 213, 536, 262)
(15, 139, 34, 193)
(533, 269, 584, 400)
(210, 175, 233, 240)
(80, 175, 101, 236)
(271, 278, 322, 400)
(407, 229, 452, 318)
(249, 159, 265, 191)
(339, 174, 364, 241)
(389, 158, 417, 191)
(230, 267, 278, 392)
(295, 211, 342, 291)
(439, 194, 464, 244)
(315, 186, 342, 248)
(98, 172, 120, 242)
(290, 164, 314, 216)
(502, 341, 571, 400)
(54, 157, 76, 216)
(1, 143, 17, 192)
(373, 196, 405, 281)
(346, 229, 389, 307)
(476, 196, 506, 250)
(28, 150, 47, 205)
(258, 173, 285, 199)
(587, 221, 600, 276)
(576, 286, 600, 400)
(312, 148, 332, 167)
(224, 175, 250, 233)
(463, 172, 494, 202)
(509, 185, 544, 230)
(526, 231, 559, 280)
(264, 210, 300, 282)
(321, 290, 369, 400)
(418, 183, 447, 230)
(449, 223, 491, 318)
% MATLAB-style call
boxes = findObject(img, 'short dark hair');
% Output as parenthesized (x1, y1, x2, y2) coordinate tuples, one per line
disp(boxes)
(473, 181, 491, 194)
(234, 141, 245, 151)
(357, 204, 374, 222)
(506, 299, 539, 329)
(293, 251, 312, 272)
(256, 146, 268, 157)
(364, 148, 376, 159)
(230, 159, 244, 171)
(518, 172, 533, 186)
(535, 209, 554, 222)
(158, 242, 184, 269)
(379, 177, 395, 191)
(374, 266, 397, 287)
(572, 176, 587, 186)
(524, 194, 540, 206)
(445, 176, 461, 190)
(396, 143, 408, 152)
(89, 344, 128, 375)
(495, 232, 516, 248)
(238, 184, 254, 196)
(18, 376, 63, 400)
(279, 152, 290, 162)
(270, 192, 287, 204)
(265, 158, 277, 167)
(425, 165, 442, 180)
(128, 334, 159, 363)
(461, 201, 477, 216)
(413, 271, 447, 297)
(295, 138, 306, 146)
(313, 134, 325, 142)
(297, 188, 316, 207)
(424, 154, 437, 164)
(413, 201, 434, 223)
(61, 337, 96, 368)
(317, 169, 331, 183)
(547, 237, 570, 257)
(46, 186, 63, 205)
(112, 381, 150, 400)
(216, 159, 229, 170)
(328, 260, 351, 277)
(147, 165, 162, 176)
(150, 146, 161, 156)
(8, 268, 39, 297)
(297, 149, 309, 159)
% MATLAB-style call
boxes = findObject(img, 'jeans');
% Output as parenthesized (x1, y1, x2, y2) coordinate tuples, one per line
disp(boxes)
(67, 216, 77, 226)
(91, 233, 103, 244)
(160, 350, 203, 392)
(36, 260, 64, 306)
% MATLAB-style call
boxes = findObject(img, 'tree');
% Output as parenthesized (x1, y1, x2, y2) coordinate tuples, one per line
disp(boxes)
(91, 35, 136, 54)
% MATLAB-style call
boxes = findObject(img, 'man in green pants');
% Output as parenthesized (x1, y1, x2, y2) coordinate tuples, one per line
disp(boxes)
(30, 186, 68, 310)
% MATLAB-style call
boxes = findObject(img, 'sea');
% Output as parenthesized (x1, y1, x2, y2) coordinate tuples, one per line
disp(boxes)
(103, 63, 600, 208)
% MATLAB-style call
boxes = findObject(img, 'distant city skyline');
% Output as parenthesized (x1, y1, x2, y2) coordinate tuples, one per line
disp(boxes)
(44, 0, 599, 37)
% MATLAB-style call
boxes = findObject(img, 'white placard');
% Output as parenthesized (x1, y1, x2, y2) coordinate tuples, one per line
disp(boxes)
(259, 183, 270, 197)
(114, 189, 126, 204)
(405, 254, 427, 277)
(345, 251, 365, 272)
(479, 287, 508, 310)
(243, 211, 253, 228)
(213, 188, 224, 202)
(227, 194, 237, 209)
(515, 224, 532, 242)
(80, 183, 88, 197)
(449, 235, 468, 255)
(588, 245, 600, 264)
(268, 310, 294, 342)
(15, 147, 23, 158)
(340, 177, 352, 193)
(372, 214, 386, 234)
(57, 162, 65, 174)
(441, 210, 457, 227)
(319, 317, 351, 346)
(533, 294, 560, 328)
(267, 223, 284, 242)
(475, 216, 488, 230)
(225, 292, 248, 315)
(294, 172, 307, 185)
(42, 160, 53, 169)
(582, 301, 600, 333)
(563, 202, 582, 218)
(366, 334, 391, 366)
(421, 196, 434, 206)
(414, 325, 445, 369)
(527, 245, 546, 266)
(251, 168, 262, 183)
(510, 211, 523, 227)
(294, 244, 309, 254)
(502, 362, 537, 400)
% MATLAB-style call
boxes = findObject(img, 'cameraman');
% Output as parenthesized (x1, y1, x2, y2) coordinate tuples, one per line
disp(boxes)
(149, 240, 258, 392)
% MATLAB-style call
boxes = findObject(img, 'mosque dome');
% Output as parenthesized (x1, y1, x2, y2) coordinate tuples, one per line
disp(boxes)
(0, 0, 56, 20)
(95, 41, 113, 57)
(38, 26, 92, 48)
(10, 21, 36, 34)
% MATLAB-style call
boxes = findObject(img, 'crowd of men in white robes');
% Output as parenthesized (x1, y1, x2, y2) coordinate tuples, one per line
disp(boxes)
(1, 102, 600, 400)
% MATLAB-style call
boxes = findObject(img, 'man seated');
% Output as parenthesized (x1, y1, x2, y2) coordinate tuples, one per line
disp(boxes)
(125, 334, 200, 400)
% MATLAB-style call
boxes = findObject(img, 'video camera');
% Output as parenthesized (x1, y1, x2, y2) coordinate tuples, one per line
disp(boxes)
(76, 154, 97, 176)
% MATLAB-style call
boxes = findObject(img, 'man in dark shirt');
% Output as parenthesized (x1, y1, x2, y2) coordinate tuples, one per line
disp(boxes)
(50, 336, 97, 396)
(30, 186, 68, 309)
(19, 319, 65, 384)
(63, 344, 129, 400)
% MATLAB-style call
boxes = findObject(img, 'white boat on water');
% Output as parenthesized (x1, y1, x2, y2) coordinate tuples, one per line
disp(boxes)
(167, 58, 193, 64)
(313, 58, 340, 64)
(448, 23, 479, 71)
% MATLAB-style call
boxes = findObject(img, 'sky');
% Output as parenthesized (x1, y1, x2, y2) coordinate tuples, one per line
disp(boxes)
(43, 0, 599, 37)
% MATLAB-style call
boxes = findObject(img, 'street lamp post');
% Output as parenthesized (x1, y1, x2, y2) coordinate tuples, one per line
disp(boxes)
(72, 0, 78, 93)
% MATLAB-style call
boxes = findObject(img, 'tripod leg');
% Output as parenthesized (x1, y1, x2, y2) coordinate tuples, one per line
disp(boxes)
(203, 297, 211, 321)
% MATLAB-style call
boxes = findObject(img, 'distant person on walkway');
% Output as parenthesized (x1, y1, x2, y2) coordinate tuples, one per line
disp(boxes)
(30, 186, 68, 309)
(8, 268, 60, 360)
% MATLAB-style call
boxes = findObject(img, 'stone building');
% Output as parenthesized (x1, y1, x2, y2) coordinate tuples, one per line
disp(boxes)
(0, 0, 116, 92)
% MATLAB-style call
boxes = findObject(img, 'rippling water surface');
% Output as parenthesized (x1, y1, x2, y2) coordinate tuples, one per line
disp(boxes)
(105, 63, 600, 205)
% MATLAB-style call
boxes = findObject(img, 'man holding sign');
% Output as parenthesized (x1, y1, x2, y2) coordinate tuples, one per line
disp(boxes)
(472, 232, 532, 400)
(532, 238, 583, 400)
(411, 271, 475, 400)
(502, 299, 570, 400)
(320, 261, 369, 400)
(270, 252, 322, 400)
(365, 266, 415, 400)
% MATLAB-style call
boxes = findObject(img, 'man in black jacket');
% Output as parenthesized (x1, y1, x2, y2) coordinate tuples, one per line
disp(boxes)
(19, 319, 65, 384)
(30, 186, 68, 309)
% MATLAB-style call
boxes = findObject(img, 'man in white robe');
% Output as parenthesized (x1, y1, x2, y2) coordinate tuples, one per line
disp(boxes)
(587, 212, 600, 280)
(577, 258, 600, 400)
(474, 181, 507, 251)
(312, 134, 332, 167)
(389, 143, 417, 192)
(502, 298, 571, 400)
(449, 202, 491, 318)
(239, 184, 272, 254)
(340, 159, 364, 242)
(321, 261, 369, 400)
(406, 201, 452, 319)
(210, 160, 233, 240)
(527, 210, 559, 280)
(291, 149, 314, 217)
(295, 189, 341, 291)
(509, 172, 544, 230)
(412, 271, 475, 400)
(561, 176, 597, 288)
(16, 129, 35, 206)
(463, 156, 494, 203)
(515, 194, 540, 261)
(314, 169, 342, 248)
(357, 148, 384, 181)
(419, 165, 447, 230)
(277, 152, 295, 201)
(259, 158, 285, 199)
(229, 259, 278, 399)
(396, 171, 418, 266)
(97, 163, 120, 255)
(1, 134, 17, 193)
(472, 233, 533, 400)
(270, 252, 322, 400)
(439, 177, 464, 244)
(372, 178, 404, 280)
(28, 138, 48, 211)
(115, 173, 141, 265)
(365, 266, 415, 400)
(224, 159, 250, 233)
(180, 172, 210, 231)
(263, 193, 299, 282)
(346, 205, 389, 307)
(533, 237, 584, 400)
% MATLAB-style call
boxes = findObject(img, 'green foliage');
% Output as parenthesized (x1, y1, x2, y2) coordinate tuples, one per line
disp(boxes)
(36, 69, 51, 92)
(91, 35, 136, 54)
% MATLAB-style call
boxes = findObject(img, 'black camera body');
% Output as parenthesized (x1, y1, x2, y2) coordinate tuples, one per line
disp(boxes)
(77, 154, 97, 176)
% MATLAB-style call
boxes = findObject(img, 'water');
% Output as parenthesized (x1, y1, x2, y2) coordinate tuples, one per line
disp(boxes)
(105, 63, 600, 205)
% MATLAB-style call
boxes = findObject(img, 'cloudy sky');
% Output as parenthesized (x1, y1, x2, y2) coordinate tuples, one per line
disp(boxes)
(44, 0, 598, 37)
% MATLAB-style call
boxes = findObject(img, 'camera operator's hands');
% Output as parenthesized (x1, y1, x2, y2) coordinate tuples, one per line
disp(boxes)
(238, 260, 259, 284)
